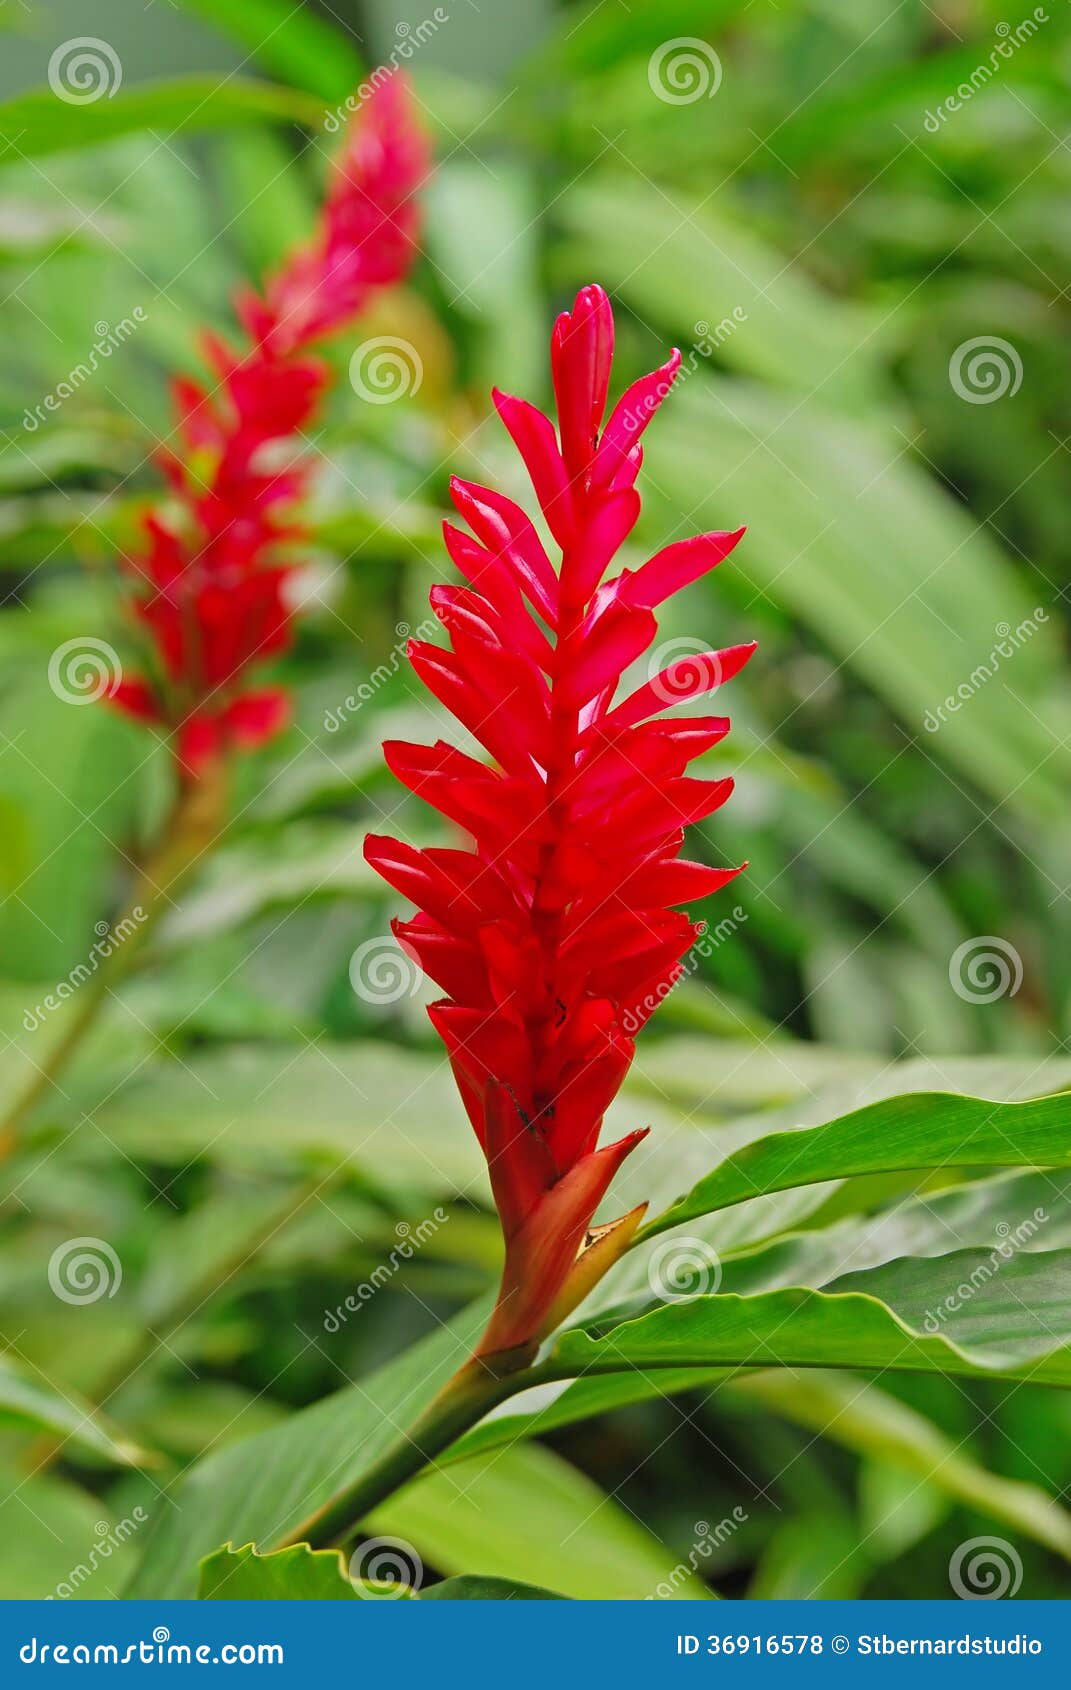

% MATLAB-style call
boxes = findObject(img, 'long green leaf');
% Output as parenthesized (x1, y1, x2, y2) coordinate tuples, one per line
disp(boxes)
(0, 79, 323, 166)
(555, 1249, 1071, 1386)
(124, 1300, 491, 1598)
(641, 1090, 1071, 1240)
(368, 1442, 714, 1601)
(455, 1169, 1071, 1455)
(197, 1542, 565, 1598)
(731, 1370, 1071, 1561)
(199, 1542, 368, 1600)
(0, 1355, 150, 1467)
(647, 381, 1071, 823)
(0, 1468, 147, 1598)
(560, 177, 887, 410)
(176, 1, 361, 99)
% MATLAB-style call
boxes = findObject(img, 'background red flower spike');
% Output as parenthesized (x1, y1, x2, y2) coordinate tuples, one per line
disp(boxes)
(107, 74, 427, 781)
(365, 283, 753, 1365)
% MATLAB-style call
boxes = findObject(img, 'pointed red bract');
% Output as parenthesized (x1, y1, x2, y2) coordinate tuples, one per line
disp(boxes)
(108, 75, 426, 779)
(366, 283, 753, 1359)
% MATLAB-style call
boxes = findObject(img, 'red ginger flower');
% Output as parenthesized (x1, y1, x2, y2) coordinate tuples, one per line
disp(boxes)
(109, 74, 426, 779)
(365, 284, 754, 1365)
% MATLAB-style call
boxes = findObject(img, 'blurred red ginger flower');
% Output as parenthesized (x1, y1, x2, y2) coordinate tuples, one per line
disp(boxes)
(108, 73, 427, 779)
(365, 284, 754, 1367)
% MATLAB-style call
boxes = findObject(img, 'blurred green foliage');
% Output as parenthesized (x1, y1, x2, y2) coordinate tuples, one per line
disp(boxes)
(0, 0, 1070, 1601)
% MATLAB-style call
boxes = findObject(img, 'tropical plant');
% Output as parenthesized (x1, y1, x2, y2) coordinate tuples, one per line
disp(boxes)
(1, 0, 1070, 1605)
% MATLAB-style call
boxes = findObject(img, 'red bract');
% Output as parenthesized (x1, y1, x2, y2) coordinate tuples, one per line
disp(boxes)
(108, 74, 426, 779)
(366, 284, 754, 1364)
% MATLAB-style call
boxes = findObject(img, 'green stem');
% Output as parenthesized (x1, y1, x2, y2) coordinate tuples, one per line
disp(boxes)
(296, 1355, 563, 1549)
(0, 758, 229, 1159)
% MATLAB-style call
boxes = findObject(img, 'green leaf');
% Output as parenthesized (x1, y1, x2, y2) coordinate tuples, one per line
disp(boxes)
(199, 1542, 367, 1601)
(750, 1512, 867, 1600)
(451, 1172, 1070, 1469)
(124, 1300, 492, 1599)
(156, 823, 381, 947)
(212, 129, 317, 277)
(702, 1169, 1069, 1300)
(197, 1544, 563, 1599)
(368, 1442, 715, 1600)
(641, 1090, 1071, 1240)
(423, 1575, 566, 1600)
(175, 1, 361, 100)
(0, 79, 324, 166)
(0, 666, 144, 981)
(647, 380, 1071, 823)
(0, 1468, 147, 1598)
(731, 1369, 1071, 1561)
(0, 1353, 150, 1467)
(560, 177, 887, 410)
(79, 1040, 483, 1192)
(555, 1249, 1071, 1386)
